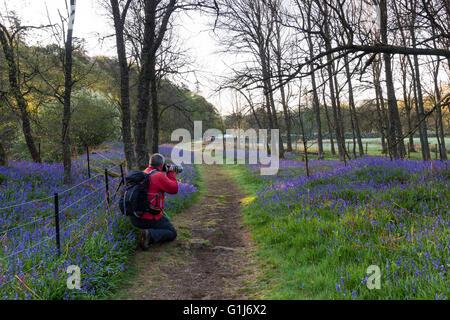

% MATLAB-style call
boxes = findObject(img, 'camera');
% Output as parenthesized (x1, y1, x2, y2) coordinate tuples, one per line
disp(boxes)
(163, 164, 184, 173)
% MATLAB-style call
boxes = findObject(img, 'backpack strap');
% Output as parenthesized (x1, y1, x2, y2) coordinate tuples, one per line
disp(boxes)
(146, 170, 163, 210)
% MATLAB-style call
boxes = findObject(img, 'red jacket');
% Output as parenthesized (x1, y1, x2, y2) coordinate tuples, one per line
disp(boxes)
(140, 166, 178, 220)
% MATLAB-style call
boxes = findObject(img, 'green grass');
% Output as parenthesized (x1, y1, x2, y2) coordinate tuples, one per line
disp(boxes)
(290, 137, 449, 161)
(225, 163, 449, 300)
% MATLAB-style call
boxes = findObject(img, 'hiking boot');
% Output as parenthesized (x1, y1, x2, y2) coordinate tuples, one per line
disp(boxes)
(139, 230, 150, 250)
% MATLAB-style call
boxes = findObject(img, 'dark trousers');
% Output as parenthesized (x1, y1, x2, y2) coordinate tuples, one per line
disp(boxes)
(129, 215, 177, 244)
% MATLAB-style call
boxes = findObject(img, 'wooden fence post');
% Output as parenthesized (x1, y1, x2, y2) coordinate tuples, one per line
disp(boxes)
(54, 193, 61, 256)
(86, 145, 91, 178)
(104, 169, 110, 207)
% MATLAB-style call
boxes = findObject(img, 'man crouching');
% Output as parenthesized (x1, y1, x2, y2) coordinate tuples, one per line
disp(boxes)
(129, 153, 178, 249)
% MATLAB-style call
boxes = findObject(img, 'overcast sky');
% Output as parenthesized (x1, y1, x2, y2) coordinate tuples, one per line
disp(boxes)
(4, 1, 447, 118)
(5, 0, 238, 115)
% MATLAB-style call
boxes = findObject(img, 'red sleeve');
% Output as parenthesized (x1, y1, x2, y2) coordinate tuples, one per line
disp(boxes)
(155, 172, 178, 195)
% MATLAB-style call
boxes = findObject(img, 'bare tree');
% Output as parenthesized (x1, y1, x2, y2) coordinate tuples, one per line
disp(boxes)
(0, 15, 42, 163)
(293, 0, 325, 158)
(369, 54, 390, 156)
(60, 0, 77, 184)
(430, 54, 448, 160)
(399, 55, 416, 154)
(109, 0, 136, 170)
(215, 0, 286, 157)
(270, 0, 293, 152)
(344, 54, 364, 157)
(378, 0, 406, 159)
(321, 2, 346, 161)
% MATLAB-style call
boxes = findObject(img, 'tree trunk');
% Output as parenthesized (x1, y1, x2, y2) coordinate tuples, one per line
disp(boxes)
(150, 58, 159, 154)
(110, 0, 136, 170)
(323, 6, 344, 161)
(135, 0, 156, 170)
(332, 61, 349, 161)
(258, 39, 284, 158)
(0, 141, 7, 166)
(405, 93, 416, 153)
(333, 69, 346, 154)
(267, 64, 285, 158)
(372, 60, 388, 155)
(374, 84, 387, 155)
(321, 79, 336, 155)
(344, 56, 364, 157)
(146, 111, 153, 152)
(380, 0, 406, 159)
(400, 58, 416, 154)
(433, 58, 447, 160)
(134, 0, 176, 169)
(274, 20, 292, 152)
(277, 71, 292, 153)
(298, 106, 309, 177)
(62, 0, 76, 184)
(410, 3, 431, 160)
(412, 53, 431, 160)
(308, 53, 324, 158)
(383, 53, 405, 159)
(409, 63, 426, 156)
(0, 24, 41, 163)
(306, 2, 324, 159)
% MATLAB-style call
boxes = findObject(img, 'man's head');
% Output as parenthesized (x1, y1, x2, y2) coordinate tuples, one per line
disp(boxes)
(150, 153, 165, 171)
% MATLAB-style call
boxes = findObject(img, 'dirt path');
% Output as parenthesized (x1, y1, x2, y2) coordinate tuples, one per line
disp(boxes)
(114, 165, 260, 300)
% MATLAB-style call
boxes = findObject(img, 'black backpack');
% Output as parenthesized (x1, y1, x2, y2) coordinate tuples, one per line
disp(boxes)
(118, 170, 162, 218)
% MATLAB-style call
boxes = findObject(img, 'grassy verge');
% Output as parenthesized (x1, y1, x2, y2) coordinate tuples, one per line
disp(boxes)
(226, 162, 449, 300)
(224, 164, 281, 299)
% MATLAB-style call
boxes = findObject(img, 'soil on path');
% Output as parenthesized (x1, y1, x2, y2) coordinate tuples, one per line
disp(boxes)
(114, 165, 260, 300)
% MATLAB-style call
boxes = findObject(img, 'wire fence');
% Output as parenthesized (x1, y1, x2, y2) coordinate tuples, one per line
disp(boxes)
(0, 149, 127, 292)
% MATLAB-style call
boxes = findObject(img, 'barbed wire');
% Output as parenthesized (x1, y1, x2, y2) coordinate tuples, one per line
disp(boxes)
(60, 198, 108, 234)
(0, 233, 56, 263)
(0, 196, 54, 212)
(57, 172, 104, 196)
(0, 168, 121, 238)
(58, 184, 106, 214)
(90, 151, 123, 165)
(0, 259, 47, 289)
(0, 212, 54, 236)
(0, 152, 127, 288)
(0, 151, 124, 212)
(0, 164, 123, 236)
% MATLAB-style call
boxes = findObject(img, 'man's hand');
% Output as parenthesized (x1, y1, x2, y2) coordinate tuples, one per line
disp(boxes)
(164, 164, 175, 173)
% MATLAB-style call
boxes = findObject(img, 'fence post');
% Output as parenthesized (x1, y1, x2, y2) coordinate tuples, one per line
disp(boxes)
(104, 168, 110, 206)
(86, 145, 91, 179)
(120, 164, 124, 186)
(366, 142, 368, 154)
(54, 193, 61, 256)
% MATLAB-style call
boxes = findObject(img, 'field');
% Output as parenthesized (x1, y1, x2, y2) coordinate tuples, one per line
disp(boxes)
(1, 140, 449, 300)
(287, 137, 450, 160)
(228, 155, 449, 299)
(0, 143, 199, 299)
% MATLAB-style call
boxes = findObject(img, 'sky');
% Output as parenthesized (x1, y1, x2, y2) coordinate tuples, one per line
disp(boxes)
(4, 0, 238, 115)
(3, 1, 447, 117)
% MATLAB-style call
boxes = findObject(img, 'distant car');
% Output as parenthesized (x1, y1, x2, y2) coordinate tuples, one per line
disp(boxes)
(205, 136, 216, 142)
